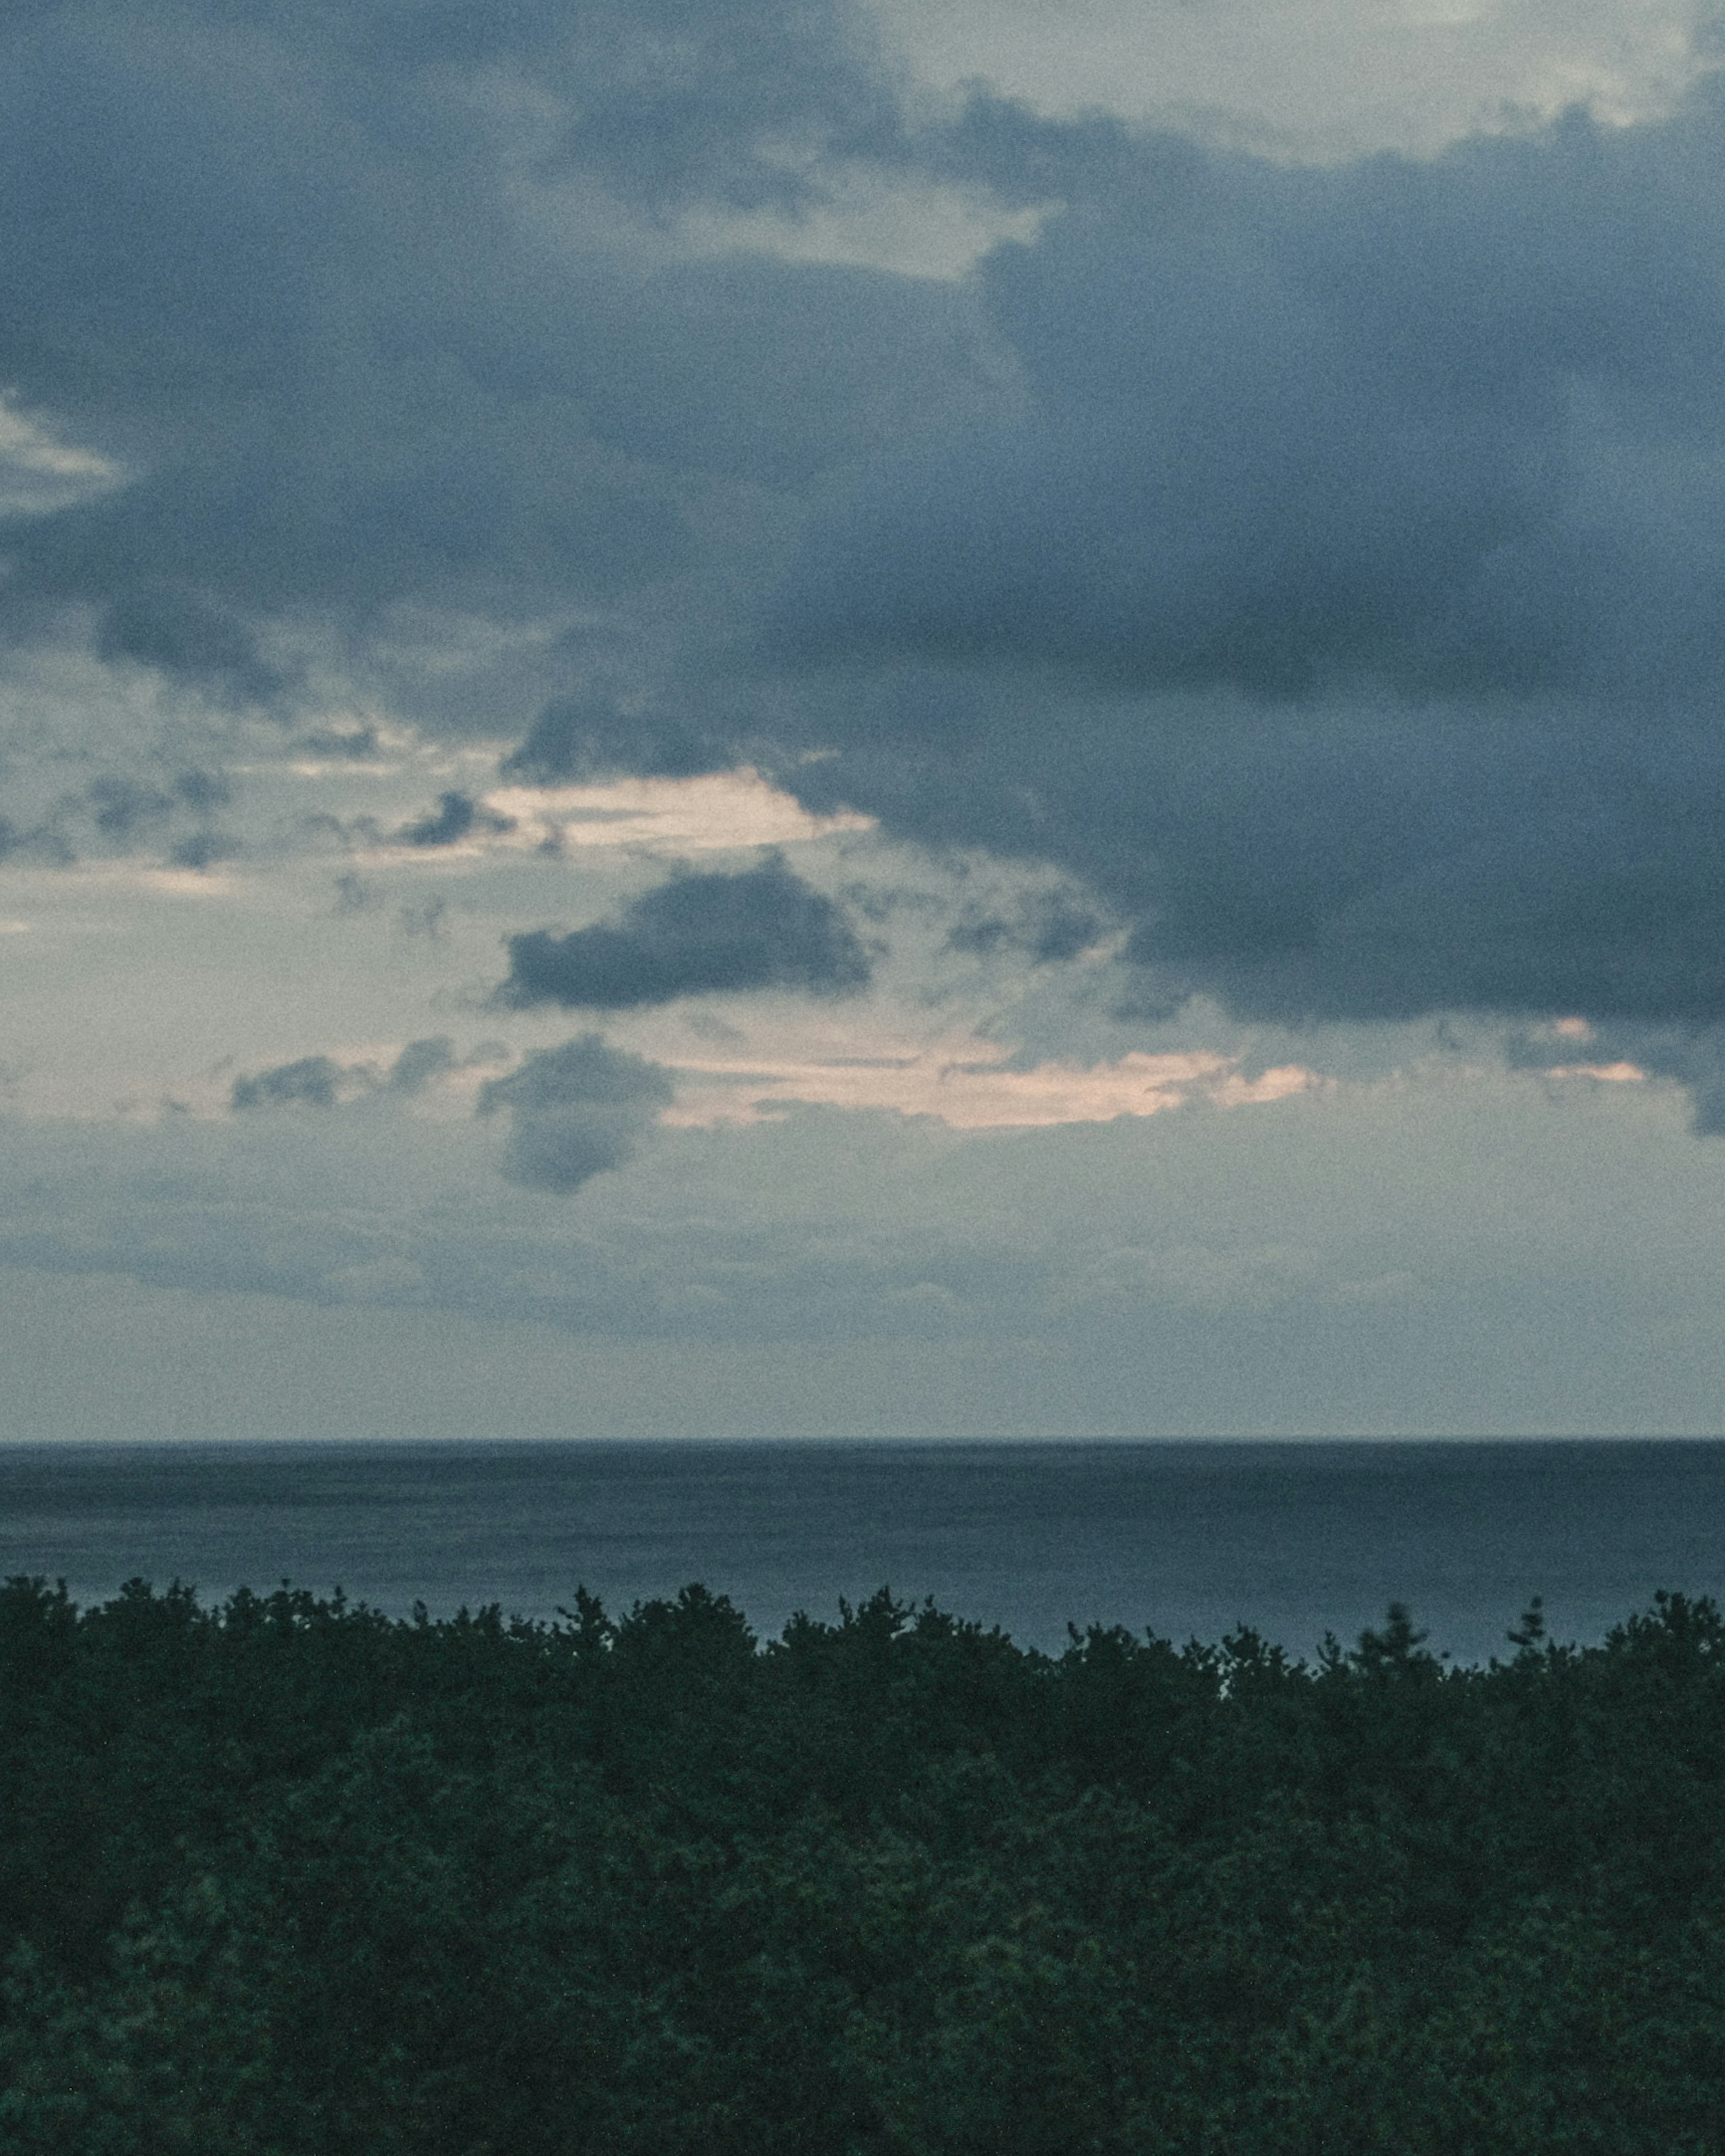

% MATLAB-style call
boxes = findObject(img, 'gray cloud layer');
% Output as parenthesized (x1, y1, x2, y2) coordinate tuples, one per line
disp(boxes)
(6, 1073, 1725, 1433)
(499, 855, 871, 1009)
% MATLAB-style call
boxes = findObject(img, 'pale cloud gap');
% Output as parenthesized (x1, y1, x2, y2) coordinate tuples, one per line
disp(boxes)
(238, 756, 867, 868)
(667, 1037, 1315, 1128)
(0, 737, 863, 879)
(374, 771, 871, 862)
(1548, 1060, 1645, 1081)
(0, 1058, 1712, 1414)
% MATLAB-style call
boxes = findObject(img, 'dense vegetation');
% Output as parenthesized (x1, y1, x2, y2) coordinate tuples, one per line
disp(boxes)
(1, 1575, 1723, 2154)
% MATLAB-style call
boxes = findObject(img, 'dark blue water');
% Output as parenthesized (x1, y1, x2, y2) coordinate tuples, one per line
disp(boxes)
(0, 1439, 1721, 1665)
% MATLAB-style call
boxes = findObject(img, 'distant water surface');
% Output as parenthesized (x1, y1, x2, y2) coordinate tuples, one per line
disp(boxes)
(0, 1439, 1721, 1664)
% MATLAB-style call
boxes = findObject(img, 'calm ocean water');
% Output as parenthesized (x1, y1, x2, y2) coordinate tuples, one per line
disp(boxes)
(0, 1439, 1721, 1665)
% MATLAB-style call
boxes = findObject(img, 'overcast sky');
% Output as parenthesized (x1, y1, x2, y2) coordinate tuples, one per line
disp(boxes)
(4, 0, 1725, 1440)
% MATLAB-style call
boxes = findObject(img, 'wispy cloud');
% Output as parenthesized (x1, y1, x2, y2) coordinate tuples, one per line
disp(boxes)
(668, 1036, 1314, 1128)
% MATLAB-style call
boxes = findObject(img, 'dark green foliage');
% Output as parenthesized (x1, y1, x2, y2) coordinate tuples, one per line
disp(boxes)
(2, 1574, 1724, 2152)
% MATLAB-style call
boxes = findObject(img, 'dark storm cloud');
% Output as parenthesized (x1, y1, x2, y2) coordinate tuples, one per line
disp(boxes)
(778, 100, 1725, 704)
(760, 84, 1725, 1083)
(502, 695, 734, 785)
(477, 1034, 674, 1194)
(18, 0, 1725, 1111)
(0, 0, 979, 710)
(498, 854, 871, 1009)
(786, 680, 1725, 1031)
(0, 4, 669, 632)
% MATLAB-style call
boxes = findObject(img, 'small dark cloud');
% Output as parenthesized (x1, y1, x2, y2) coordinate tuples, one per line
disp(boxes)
(481, 1035, 675, 1114)
(478, 1034, 674, 1195)
(232, 1036, 478, 1112)
(398, 894, 447, 939)
(0, 815, 74, 867)
(396, 791, 515, 848)
(173, 767, 231, 813)
(168, 830, 239, 870)
(332, 872, 380, 915)
(388, 1036, 455, 1095)
(66, 769, 238, 864)
(502, 695, 733, 784)
(305, 813, 384, 853)
(231, 1055, 346, 1110)
(86, 777, 173, 844)
(406, 792, 477, 846)
(398, 792, 473, 847)
(300, 727, 380, 760)
(498, 853, 869, 1011)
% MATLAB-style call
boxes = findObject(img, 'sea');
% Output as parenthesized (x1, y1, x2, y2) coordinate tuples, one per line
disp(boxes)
(0, 1438, 1722, 1667)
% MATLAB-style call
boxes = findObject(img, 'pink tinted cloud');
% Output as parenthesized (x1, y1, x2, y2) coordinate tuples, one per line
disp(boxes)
(665, 1043, 1315, 1130)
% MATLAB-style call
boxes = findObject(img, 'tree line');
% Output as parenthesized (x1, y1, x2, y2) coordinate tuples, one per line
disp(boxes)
(1, 1573, 1721, 2153)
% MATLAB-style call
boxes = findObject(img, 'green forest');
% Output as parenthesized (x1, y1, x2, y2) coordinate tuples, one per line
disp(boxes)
(1, 1573, 1722, 2154)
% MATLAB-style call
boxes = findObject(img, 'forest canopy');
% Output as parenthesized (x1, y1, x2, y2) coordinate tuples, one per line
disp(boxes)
(1, 1574, 1722, 2153)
